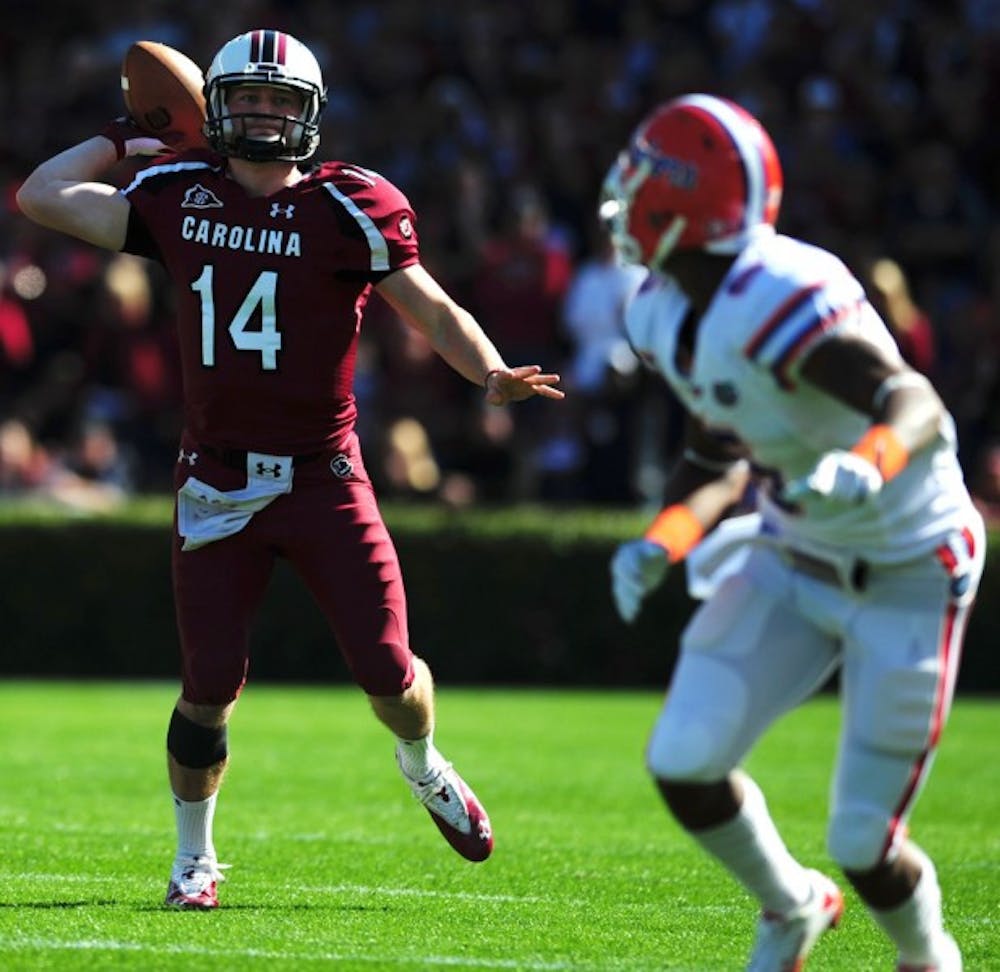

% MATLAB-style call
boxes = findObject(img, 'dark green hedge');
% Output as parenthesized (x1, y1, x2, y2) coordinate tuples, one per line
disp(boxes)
(0, 499, 996, 691)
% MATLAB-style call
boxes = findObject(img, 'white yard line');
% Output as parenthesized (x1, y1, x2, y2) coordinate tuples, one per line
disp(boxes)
(300, 882, 544, 904)
(0, 938, 658, 971)
(4, 871, 542, 904)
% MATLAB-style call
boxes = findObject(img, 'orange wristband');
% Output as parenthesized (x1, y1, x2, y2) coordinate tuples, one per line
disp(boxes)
(850, 424, 909, 481)
(644, 504, 704, 563)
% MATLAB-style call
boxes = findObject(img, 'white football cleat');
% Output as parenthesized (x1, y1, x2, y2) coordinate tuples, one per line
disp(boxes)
(164, 854, 228, 909)
(746, 869, 844, 971)
(897, 932, 963, 972)
(398, 753, 493, 862)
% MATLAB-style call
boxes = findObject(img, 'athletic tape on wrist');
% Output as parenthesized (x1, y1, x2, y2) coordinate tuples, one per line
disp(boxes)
(643, 504, 704, 563)
(99, 119, 136, 162)
(850, 424, 909, 481)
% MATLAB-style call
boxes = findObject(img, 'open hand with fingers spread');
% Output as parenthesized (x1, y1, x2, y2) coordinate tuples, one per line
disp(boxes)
(484, 365, 564, 406)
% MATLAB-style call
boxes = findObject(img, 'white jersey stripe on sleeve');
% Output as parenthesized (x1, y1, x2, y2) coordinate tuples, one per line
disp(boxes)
(322, 182, 390, 272)
(340, 165, 378, 187)
(122, 160, 214, 195)
(743, 283, 824, 359)
(769, 298, 864, 388)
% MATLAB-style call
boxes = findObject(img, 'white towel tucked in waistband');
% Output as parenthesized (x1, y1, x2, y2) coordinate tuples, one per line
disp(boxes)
(177, 451, 294, 551)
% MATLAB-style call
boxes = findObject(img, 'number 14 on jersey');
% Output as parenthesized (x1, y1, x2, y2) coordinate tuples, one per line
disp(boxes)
(191, 265, 282, 370)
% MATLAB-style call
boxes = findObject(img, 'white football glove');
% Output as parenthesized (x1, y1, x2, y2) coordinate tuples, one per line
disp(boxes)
(783, 450, 884, 506)
(610, 539, 669, 624)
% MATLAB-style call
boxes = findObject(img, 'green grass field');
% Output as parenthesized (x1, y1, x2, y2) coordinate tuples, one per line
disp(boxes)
(0, 682, 996, 970)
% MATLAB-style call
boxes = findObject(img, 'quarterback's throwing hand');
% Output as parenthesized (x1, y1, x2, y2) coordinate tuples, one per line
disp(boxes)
(100, 117, 169, 160)
(783, 450, 884, 506)
(485, 366, 564, 406)
(610, 539, 669, 624)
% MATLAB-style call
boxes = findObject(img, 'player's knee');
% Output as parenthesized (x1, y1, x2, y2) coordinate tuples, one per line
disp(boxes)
(827, 803, 889, 871)
(354, 645, 415, 697)
(167, 707, 229, 769)
(645, 717, 733, 782)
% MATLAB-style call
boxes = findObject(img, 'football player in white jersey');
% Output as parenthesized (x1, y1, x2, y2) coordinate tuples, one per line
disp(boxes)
(603, 94, 981, 971)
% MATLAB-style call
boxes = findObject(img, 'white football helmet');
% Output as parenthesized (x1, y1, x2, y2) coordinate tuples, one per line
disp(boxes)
(203, 30, 327, 162)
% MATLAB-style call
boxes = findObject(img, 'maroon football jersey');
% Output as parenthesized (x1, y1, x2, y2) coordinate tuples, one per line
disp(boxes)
(121, 154, 420, 453)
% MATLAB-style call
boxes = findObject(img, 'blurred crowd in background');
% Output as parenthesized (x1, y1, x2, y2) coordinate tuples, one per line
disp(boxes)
(4, 0, 1000, 518)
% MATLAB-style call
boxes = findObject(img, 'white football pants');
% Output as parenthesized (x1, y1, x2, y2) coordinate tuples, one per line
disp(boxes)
(646, 519, 984, 871)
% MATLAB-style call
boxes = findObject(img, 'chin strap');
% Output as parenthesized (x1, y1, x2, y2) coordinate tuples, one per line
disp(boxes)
(649, 216, 688, 271)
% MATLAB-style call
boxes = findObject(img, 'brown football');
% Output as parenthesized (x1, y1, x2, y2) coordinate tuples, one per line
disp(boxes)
(121, 41, 208, 150)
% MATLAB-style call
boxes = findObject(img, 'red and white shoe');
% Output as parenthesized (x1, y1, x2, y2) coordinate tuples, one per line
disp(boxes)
(398, 754, 493, 862)
(164, 854, 228, 909)
(897, 932, 962, 972)
(746, 869, 844, 971)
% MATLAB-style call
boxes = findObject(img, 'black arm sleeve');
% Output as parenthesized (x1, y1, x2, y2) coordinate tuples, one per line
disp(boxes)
(121, 204, 164, 264)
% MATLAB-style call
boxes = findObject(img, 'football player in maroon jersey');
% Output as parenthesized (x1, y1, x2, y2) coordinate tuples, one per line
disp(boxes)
(17, 29, 564, 909)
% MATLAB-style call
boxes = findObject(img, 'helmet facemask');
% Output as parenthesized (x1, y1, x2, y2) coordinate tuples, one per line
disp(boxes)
(599, 148, 688, 272)
(206, 78, 323, 162)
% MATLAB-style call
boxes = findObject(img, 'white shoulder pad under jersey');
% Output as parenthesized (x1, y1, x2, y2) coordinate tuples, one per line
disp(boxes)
(624, 233, 975, 561)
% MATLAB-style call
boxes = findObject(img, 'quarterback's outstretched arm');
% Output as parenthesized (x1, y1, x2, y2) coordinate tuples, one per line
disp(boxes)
(16, 136, 131, 250)
(376, 263, 564, 405)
